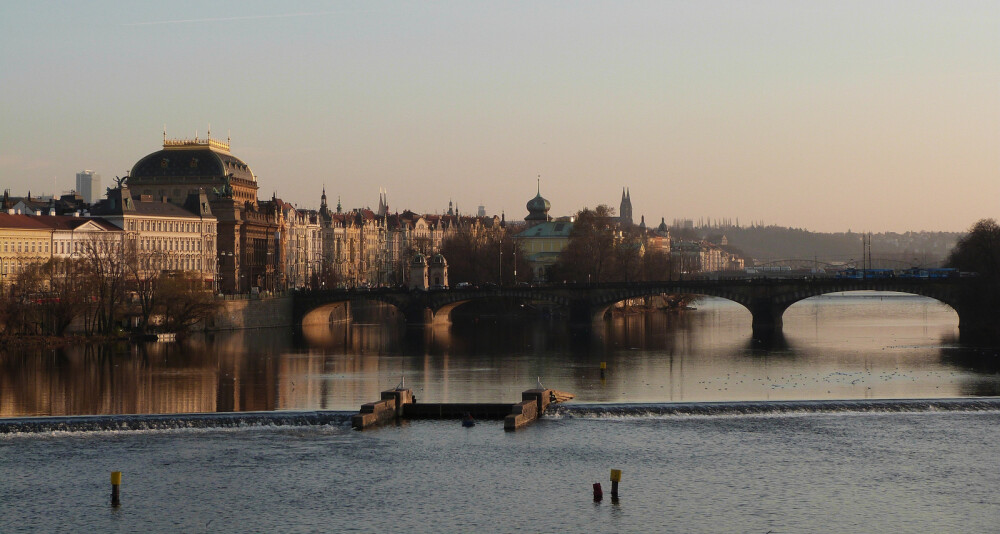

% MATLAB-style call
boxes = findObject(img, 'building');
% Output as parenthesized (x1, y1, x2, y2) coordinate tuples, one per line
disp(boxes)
(91, 185, 218, 286)
(31, 215, 123, 260)
(76, 170, 101, 204)
(515, 220, 573, 282)
(0, 213, 53, 287)
(127, 136, 277, 293)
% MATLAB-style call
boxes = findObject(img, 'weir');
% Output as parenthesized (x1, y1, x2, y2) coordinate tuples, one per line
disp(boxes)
(351, 388, 562, 431)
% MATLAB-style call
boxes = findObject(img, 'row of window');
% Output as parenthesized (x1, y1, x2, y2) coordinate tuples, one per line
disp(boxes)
(127, 219, 215, 234)
(140, 237, 213, 252)
(1, 241, 49, 254)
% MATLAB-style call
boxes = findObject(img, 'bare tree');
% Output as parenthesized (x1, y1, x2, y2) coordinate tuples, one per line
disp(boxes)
(157, 272, 221, 332)
(80, 233, 131, 336)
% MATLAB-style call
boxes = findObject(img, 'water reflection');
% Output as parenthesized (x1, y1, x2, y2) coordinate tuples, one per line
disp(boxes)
(1, 295, 997, 417)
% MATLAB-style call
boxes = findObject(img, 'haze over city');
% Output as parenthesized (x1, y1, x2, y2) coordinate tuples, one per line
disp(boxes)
(2, 1, 997, 232)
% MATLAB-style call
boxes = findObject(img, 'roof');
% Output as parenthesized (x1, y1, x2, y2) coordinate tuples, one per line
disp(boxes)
(0, 213, 53, 230)
(92, 188, 216, 220)
(26, 215, 121, 232)
(514, 221, 573, 238)
(130, 141, 256, 183)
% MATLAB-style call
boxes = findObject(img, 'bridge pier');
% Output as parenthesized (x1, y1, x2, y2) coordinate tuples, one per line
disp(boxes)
(401, 305, 433, 325)
(748, 301, 788, 342)
(567, 300, 609, 326)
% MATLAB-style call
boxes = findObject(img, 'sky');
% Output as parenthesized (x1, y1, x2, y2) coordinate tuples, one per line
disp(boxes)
(1, 1, 997, 232)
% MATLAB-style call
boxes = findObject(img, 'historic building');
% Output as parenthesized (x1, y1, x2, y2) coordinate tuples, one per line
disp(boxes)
(127, 136, 278, 293)
(91, 185, 218, 285)
(0, 214, 53, 287)
(33, 215, 122, 260)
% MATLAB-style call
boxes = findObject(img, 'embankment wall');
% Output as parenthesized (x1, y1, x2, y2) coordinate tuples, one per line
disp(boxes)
(202, 296, 294, 331)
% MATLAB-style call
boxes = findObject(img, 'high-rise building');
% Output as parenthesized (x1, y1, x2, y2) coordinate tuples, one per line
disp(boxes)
(76, 170, 101, 204)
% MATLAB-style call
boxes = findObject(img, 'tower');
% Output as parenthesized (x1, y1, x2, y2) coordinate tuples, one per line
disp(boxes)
(525, 179, 551, 224)
(619, 187, 633, 226)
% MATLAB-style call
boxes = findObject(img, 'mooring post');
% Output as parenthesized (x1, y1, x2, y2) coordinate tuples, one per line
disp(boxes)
(110, 471, 122, 507)
(610, 469, 621, 500)
(600, 361, 606, 379)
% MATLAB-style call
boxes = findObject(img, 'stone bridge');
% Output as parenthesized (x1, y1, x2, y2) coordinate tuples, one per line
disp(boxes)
(293, 278, 979, 340)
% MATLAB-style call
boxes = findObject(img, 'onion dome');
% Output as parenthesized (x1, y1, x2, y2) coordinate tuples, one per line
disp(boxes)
(525, 180, 551, 222)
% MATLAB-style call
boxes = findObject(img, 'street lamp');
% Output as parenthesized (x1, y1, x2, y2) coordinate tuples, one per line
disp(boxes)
(498, 237, 502, 288)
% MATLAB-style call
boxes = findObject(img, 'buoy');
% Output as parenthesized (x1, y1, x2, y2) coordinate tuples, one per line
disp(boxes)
(593, 482, 603, 501)
(110, 471, 122, 507)
(461, 412, 475, 427)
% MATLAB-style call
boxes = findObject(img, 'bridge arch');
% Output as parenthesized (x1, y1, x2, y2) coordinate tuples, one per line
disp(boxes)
(575, 280, 963, 340)
(425, 290, 574, 325)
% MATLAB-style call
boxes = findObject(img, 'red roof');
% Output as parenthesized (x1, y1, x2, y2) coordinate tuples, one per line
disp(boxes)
(0, 213, 53, 230)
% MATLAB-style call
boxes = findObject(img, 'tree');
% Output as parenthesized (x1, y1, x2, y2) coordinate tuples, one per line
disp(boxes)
(125, 249, 163, 334)
(80, 234, 130, 336)
(440, 226, 493, 284)
(946, 219, 1000, 278)
(440, 226, 529, 285)
(37, 257, 90, 335)
(551, 205, 649, 283)
(157, 273, 221, 332)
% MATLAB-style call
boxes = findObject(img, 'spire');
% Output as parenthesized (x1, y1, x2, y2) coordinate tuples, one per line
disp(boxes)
(622, 187, 626, 201)
(537, 175, 541, 195)
(336, 195, 342, 214)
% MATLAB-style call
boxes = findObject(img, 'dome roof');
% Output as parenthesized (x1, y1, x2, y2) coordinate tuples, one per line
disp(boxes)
(430, 253, 447, 265)
(525, 181, 550, 222)
(411, 253, 426, 265)
(130, 139, 256, 183)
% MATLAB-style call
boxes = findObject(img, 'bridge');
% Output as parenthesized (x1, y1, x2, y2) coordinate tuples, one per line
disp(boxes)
(293, 278, 984, 341)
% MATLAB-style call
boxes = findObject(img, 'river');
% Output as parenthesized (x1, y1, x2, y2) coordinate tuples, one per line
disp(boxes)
(1, 293, 998, 532)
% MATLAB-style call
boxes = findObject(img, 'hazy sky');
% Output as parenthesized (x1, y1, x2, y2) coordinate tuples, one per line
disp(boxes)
(1, 1, 997, 232)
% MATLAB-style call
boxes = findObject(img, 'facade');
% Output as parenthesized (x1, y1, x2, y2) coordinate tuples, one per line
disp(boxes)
(408, 253, 428, 290)
(92, 185, 218, 285)
(671, 240, 744, 274)
(76, 170, 101, 204)
(514, 220, 573, 282)
(33, 215, 122, 260)
(428, 253, 448, 288)
(0, 214, 53, 287)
